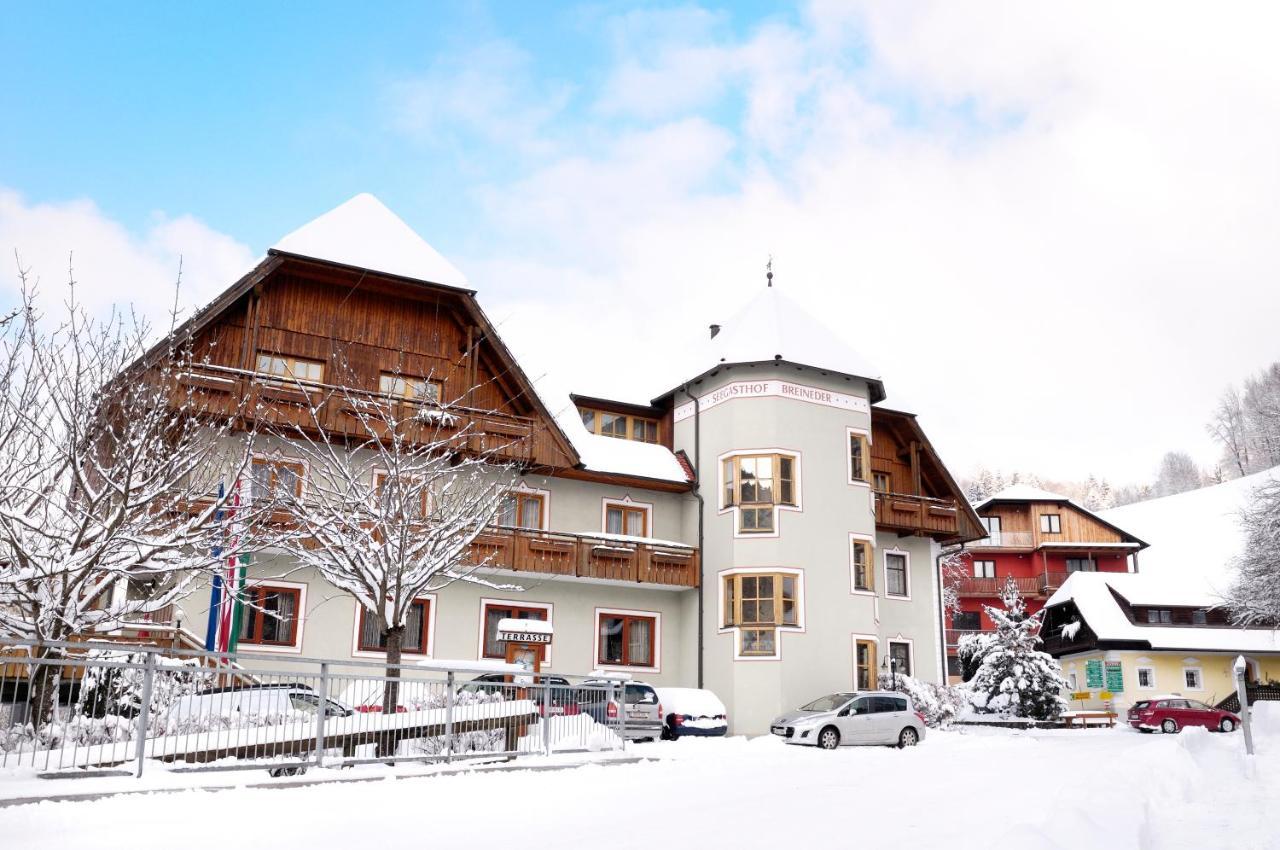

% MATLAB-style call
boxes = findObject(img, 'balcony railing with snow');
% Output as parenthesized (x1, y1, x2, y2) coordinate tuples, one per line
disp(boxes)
(172, 364, 540, 465)
(872, 492, 961, 539)
(969, 531, 1035, 549)
(469, 528, 699, 588)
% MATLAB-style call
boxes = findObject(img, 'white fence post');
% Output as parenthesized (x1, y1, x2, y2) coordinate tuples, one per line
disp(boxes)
(541, 675, 552, 757)
(444, 671, 454, 764)
(314, 661, 329, 767)
(134, 651, 155, 778)
(1234, 655, 1255, 756)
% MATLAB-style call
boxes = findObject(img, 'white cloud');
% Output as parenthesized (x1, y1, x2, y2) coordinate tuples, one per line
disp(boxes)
(0, 189, 255, 334)
(445, 2, 1280, 485)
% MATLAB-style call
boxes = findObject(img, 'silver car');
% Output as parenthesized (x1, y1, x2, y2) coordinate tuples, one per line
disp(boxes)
(770, 691, 925, 749)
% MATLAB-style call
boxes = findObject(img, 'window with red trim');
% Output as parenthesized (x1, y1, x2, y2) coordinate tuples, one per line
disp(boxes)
(357, 599, 430, 654)
(597, 613, 656, 667)
(239, 585, 301, 646)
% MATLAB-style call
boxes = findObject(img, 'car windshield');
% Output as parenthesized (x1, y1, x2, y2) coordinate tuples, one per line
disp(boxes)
(800, 694, 850, 712)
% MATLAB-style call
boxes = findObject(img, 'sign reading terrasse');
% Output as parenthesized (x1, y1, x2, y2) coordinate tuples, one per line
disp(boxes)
(673, 379, 870, 423)
(496, 630, 552, 644)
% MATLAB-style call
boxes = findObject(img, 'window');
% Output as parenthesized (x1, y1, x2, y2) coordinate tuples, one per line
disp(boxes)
(499, 491, 544, 529)
(973, 560, 996, 579)
(1192, 609, 1208, 625)
(358, 599, 430, 654)
(722, 453, 797, 533)
(888, 641, 912, 677)
(851, 539, 874, 592)
(255, 352, 324, 384)
(597, 612, 656, 668)
(1040, 514, 1062, 533)
(872, 472, 890, 493)
(239, 585, 301, 646)
(1137, 667, 1155, 689)
(980, 516, 1002, 544)
(952, 611, 981, 631)
(848, 432, 870, 483)
(580, 408, 659, 443)
(373, 471, 430, 519)
(723, 573, 800, 656)
(885, 552, 909, 598)
(251, 457, 305, 501)
(1066, 558, 1095, 573)
(1067, 671, 1078, 691)
(855, 639, 877, 690)
(482, 603, 548, 659)
(1146, 609, 1172, 624)
(605, 503, 648, 537)
(379, 373, 441, 403)
(1183, 668, 1203, 690)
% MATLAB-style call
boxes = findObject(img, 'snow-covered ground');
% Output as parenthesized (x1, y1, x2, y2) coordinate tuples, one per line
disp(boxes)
(1, 717, 1274, 849)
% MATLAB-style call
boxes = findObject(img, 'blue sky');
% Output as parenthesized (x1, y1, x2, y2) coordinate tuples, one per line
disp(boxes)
(1, 1, 797, 253)
(4, 2, 1280, 485)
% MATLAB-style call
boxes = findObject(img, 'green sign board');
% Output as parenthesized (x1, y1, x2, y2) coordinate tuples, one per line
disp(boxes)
(1105, 661, 1124, 692)
(1085, 659, 1104, 689)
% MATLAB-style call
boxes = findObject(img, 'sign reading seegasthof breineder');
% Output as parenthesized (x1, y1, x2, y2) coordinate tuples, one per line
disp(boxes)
(673, 379, 871, 423)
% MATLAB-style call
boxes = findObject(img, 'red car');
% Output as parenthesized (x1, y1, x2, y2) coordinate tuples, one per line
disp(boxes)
(1127, 696, 1240, 733)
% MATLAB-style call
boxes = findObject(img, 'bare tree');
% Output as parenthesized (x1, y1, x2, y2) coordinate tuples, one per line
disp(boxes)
(264, 358, 520, 732)
(1209, 387, 1251, 478)
(939, 549, 969, 618)
(1152, 451, 1203, 498)
(0, 266, 259, 726)
(1225, 476, 1280, 627)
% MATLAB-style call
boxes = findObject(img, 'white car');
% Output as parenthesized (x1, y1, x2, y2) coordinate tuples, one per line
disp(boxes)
(168, 684, 352, 723)
(770, 691, 926, 749)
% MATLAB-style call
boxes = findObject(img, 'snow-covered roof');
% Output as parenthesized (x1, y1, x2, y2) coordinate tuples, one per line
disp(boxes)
(976, 484, 1073, 506)
(1045, 572, 1280, 653)
(1099, 467, 1280, 593)
(570, 428, 690, 483)
(662, 286, 885, 401)
(270, 193, 470, 290)
(496, 617, 553, 636)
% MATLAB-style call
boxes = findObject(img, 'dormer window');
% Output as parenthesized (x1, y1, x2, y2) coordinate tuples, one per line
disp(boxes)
(580, 408, 659, 443)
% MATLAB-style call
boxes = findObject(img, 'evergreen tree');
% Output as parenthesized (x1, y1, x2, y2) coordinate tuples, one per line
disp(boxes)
(965, 578, 1068, 719)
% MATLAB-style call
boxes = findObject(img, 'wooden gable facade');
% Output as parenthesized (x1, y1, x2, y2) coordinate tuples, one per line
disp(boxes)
(870, 407, 986, 544)
(166, 253, 579, 471)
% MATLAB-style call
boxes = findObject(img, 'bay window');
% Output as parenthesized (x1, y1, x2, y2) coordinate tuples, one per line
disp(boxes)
(722, 453, 797, 533)
(723, 572, 800, 656)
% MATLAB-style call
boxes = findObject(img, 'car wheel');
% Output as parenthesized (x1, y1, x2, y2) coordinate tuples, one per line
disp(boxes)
(1219, 718, 1235, 733)
(1161, 719, 1178, 734)
(898, 728, 919, 748)
(817, 726, 841, 750)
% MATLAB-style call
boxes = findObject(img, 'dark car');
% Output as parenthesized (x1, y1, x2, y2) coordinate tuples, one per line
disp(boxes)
(1127, 696, 1240, 733)
(576, 680, 663, 742)
(462, 673, 580, 716)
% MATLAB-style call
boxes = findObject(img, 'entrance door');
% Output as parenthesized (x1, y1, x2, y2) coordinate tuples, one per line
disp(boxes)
(855, 640, 877, 691)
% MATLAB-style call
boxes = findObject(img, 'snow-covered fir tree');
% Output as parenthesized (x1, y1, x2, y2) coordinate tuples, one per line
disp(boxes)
(965, 578, 1068, 719)
(1225, 476, 1280, 626)
(955, 631, 995, 683)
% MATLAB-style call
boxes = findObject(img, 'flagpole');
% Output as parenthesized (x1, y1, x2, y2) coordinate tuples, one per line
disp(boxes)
(204, 482, 227, 652)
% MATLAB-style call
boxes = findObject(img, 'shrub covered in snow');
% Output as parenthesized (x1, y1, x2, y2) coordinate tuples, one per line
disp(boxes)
(876, 673, 969, 727)
(964, 578, 1068, 720)
(955, 631, 995, 683)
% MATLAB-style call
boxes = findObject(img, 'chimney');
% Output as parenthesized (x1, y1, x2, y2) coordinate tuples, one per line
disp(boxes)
(709, 324, 721, 339)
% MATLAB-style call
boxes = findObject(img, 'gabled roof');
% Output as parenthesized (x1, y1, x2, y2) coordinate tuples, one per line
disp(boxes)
(975, 484, 1149, 550)
(271, 194, 470, 290)
(656, 286, 886, 403)
(1045, 572, 1280, 654)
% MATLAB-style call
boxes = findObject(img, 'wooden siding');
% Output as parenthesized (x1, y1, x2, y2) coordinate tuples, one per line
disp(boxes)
(182, 265, 577, 469)
(873, 492, 961, 540)
(978, 502, 1127, 548)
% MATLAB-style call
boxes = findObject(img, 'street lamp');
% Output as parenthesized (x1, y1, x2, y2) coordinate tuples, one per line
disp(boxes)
(881, 656, 898, 690)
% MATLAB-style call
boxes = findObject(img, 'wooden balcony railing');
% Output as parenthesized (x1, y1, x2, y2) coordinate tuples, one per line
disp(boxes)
(945, 628, 992, 647)
(172, 365, 538, 464)
(953, 575, 1042, 597)
(874, 492, 960, 539)
(969, 531, 1035, 549)
(468, 527, 699, 588)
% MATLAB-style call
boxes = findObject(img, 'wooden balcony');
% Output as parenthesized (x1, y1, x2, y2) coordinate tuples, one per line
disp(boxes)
(953, 575, 1041, 597)
(468, 527, 699, 589)
(968, 531, 1035, 550)
(171, 365, 539, 465)
(945, 628, 993, 648)
(874, 492, 960, 540)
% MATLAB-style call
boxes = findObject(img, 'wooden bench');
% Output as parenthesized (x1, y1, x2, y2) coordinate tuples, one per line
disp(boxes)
(1061, 711, 1117, 729)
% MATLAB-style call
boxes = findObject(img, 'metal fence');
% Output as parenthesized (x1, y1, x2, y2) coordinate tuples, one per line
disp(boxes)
(0, 640, 631, 778)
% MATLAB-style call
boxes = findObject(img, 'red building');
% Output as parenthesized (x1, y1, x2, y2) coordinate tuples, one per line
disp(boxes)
(945, 485, 1148, 679)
